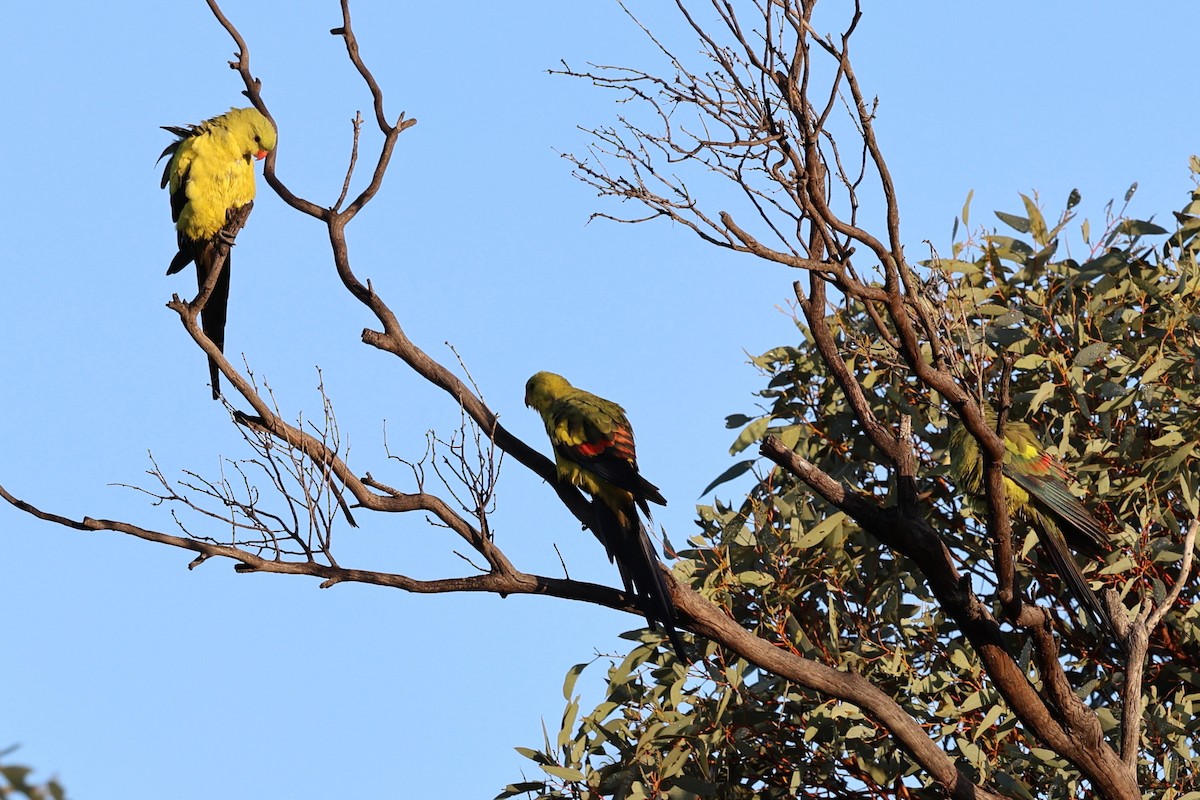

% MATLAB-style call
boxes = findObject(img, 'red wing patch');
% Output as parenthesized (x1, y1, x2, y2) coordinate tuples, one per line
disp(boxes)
(610, 426, 637, 461)
(571, 425, 636, 461)
(1034, 452, 1070, 480)
(575, 440, 609, 457)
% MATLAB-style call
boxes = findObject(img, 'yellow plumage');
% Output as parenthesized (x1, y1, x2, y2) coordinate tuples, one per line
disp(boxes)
(525, 372, 684, 659)
(159, 107, 276, 399)
(948, 409, 1117, 643)
(161, 107, 276, 244)
(525, 371, 665, 519)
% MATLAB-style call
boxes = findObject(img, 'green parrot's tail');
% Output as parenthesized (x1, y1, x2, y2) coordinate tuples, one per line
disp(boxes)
(1032, 519, 1123, 650)
(592, 500, 688, 661)
(1006, 468, 1109, 556)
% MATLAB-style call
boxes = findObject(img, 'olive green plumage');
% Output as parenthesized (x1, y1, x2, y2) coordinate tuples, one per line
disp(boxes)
(525, 371, 683, 659)
(159, 107, 276, 399)
(949, 408, 1116, 641)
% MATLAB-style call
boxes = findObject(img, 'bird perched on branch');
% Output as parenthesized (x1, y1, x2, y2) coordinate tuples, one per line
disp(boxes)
(949, 407, 1118, 643)
(525, 371, 685, 660)
(160, 107, 276, 399)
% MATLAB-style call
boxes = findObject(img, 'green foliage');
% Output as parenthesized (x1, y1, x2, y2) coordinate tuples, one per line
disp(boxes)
(0, 749, 66, 800)
(505, 177, 1200, 799)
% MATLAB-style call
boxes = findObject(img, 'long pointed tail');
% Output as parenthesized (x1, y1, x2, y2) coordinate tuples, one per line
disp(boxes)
(1033, 521, 1120, 648)
(592, 500, 687, 661)
(195, 244, 231, 400)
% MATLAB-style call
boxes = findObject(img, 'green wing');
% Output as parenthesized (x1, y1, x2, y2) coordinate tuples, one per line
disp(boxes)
(549, 390, 666, 512)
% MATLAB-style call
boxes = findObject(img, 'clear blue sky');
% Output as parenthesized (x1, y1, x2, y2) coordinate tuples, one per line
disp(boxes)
(1, 2, 1196, 798)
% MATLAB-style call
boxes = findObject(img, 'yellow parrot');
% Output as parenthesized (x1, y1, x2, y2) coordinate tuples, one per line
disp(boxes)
(949, 408, 1117, 642)
(525, 371, 685, 659)
(160, 107, 276, 399)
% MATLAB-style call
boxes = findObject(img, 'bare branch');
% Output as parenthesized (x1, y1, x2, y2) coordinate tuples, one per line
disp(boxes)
(334, 111, 364, 212)
(1120, 519, 1199, 766)
(330, 0, 396, 134)
(0, 482, 642, 609)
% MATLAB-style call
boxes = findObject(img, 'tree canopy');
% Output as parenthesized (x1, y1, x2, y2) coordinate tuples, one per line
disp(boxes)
(506, 180, 1200, 798)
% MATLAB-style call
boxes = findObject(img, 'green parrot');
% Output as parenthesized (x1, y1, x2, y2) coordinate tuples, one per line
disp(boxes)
(525, 371, 685, 659)
(949, 408, 1116, 641)
(160, 107, 277, 399)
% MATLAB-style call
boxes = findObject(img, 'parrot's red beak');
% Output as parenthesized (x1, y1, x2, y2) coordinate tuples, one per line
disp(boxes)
(255, 150, 268, 160)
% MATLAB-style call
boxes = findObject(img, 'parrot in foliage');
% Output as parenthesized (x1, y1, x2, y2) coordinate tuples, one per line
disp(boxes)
(160, 107, 276, 399)
(949, 407, 1118, 643)
(525, 371, 686, 660)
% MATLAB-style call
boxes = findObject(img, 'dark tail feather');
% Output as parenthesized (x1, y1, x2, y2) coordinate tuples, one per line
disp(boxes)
(630, 515, 688, 661)
(1006, 468, 1109, 555)
(1033, 521, 1122, 649)
(338, 494, 359, 528)
(1051, 503, 1109, 558)
(167, 247, 193, 275)
(592, 500, 688, 661)
(195, 244, 231, 401)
